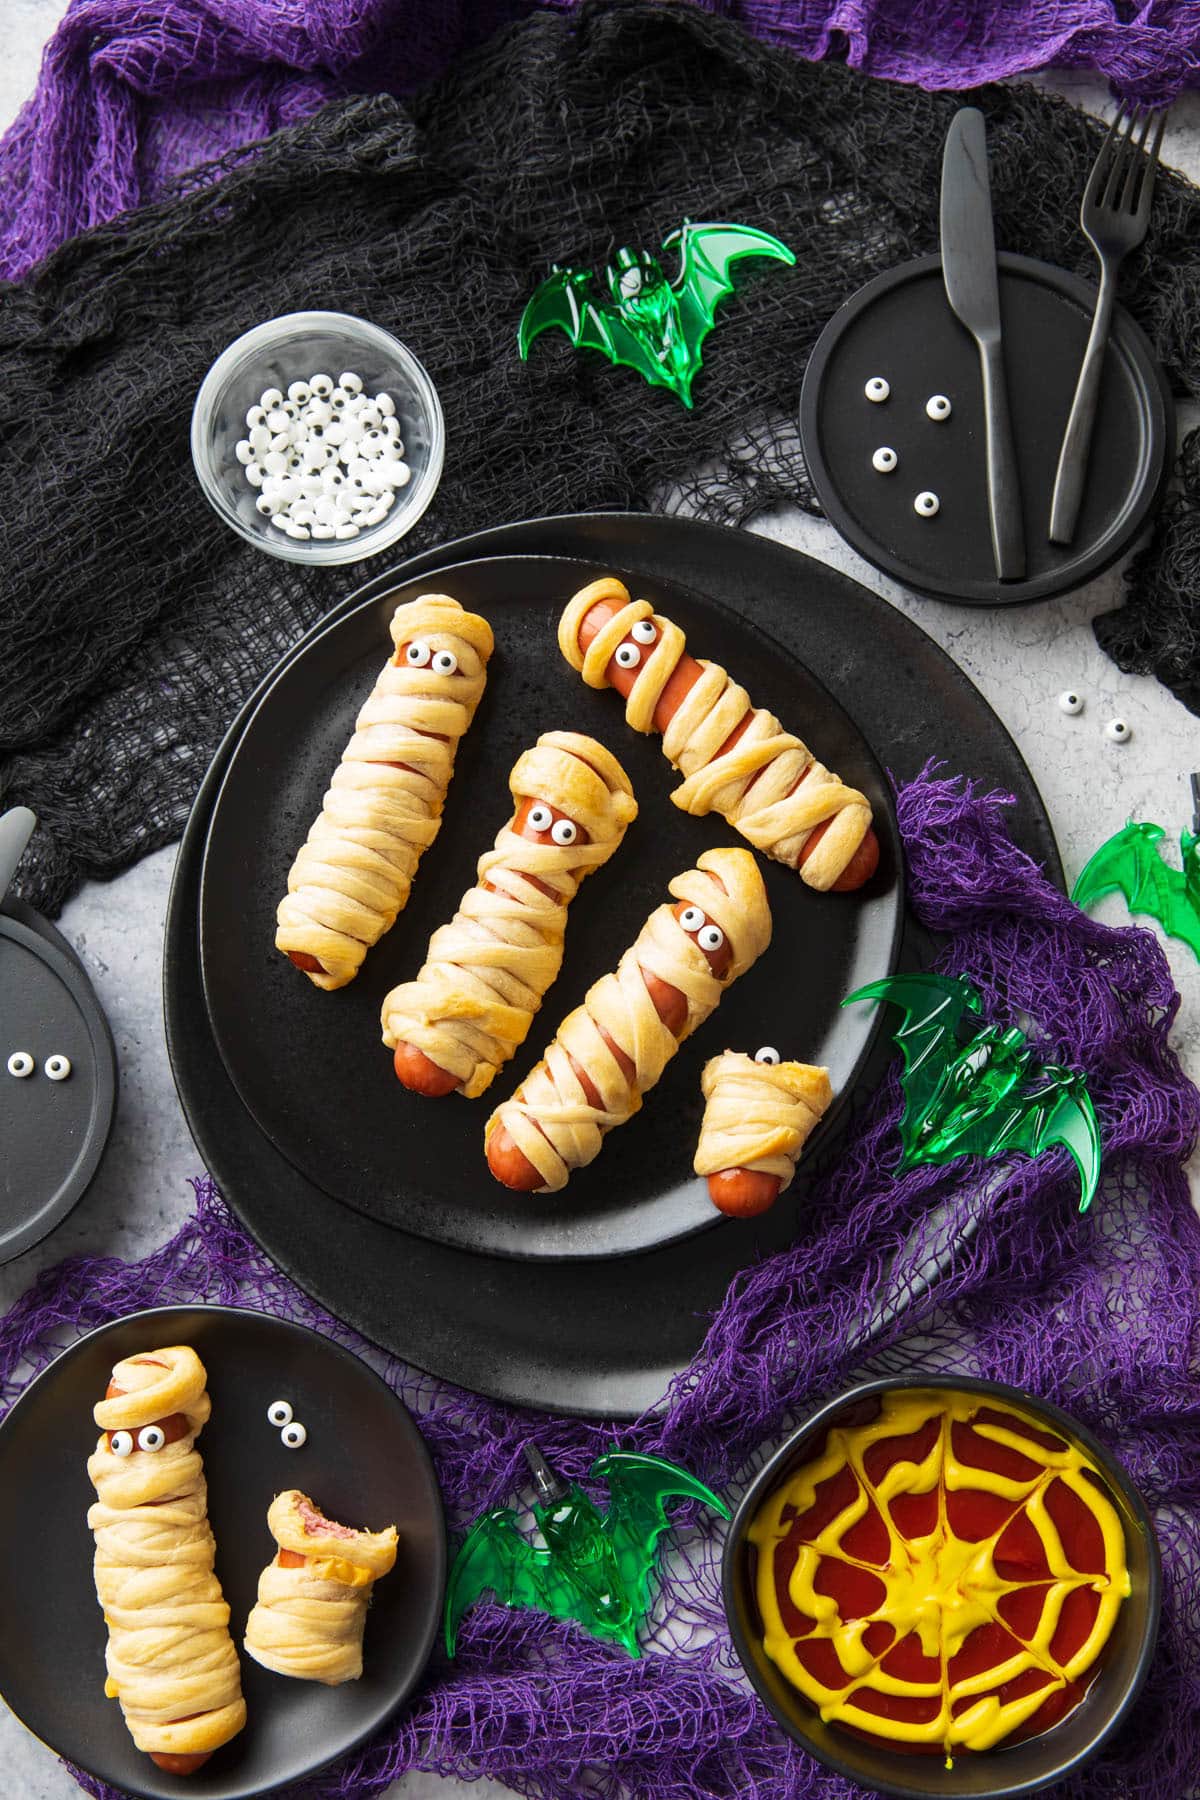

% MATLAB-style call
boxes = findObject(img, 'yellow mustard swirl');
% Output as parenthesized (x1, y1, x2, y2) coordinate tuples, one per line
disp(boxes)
(750, 1389, 1130, 1764)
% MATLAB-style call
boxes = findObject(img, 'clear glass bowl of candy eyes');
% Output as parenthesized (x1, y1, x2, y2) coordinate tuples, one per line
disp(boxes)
(190, 311, 446, 565)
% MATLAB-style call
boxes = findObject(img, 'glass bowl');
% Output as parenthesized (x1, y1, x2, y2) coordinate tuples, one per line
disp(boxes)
(191, 311, 445, 565)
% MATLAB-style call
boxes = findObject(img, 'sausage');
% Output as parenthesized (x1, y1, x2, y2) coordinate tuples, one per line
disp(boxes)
(150, 1751, 212, 1775)
(575, 596, 879, 890)
(706, 1169, 783, 1217)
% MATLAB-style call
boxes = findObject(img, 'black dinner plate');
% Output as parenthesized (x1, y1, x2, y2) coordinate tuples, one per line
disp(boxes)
(800, 253, 1172, 605)
(199, 555, 901, 1261)
(0, 1304, 445, 1800)
(165, 513, 1061, 1418)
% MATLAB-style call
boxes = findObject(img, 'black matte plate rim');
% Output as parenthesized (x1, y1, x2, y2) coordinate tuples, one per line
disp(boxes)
(0, 909, 117, 1263)
(800, 252, 1173, 607)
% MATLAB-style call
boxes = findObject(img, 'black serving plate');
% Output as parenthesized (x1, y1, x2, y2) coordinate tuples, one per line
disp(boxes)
(0, 903, 117, 1262)
(0, 1304, 445, 1800)
(200, 554, 901, 1261)
(800, 254, 1172, 605)
(165, 512, 1062, 1418)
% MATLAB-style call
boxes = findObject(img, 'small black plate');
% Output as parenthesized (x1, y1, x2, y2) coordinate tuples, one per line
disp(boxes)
(0, 907, 117, 1263)
(0, 1304, 445, 1800)
(198, 554, 901, 1262)
(800, 253, 1172, 605)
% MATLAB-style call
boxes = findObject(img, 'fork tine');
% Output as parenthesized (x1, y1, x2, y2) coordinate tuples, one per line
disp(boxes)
(1133, 109, 1167, 221)
(1084, 105, 1128, 211)
(1118, 107, 1153, 211)
(1100, 104, 1139, 209)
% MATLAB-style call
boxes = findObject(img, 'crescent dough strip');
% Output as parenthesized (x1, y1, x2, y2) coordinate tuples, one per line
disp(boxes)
(486, 846, 771, 1192)
(244, 1490, 398, 1686)
(558, 577, 871, 891)
(87, 1347, 246, 1763)
(381, 732, 637, 1097)
(276, 593, 494, 989)
(694, 1052, 833, 1192)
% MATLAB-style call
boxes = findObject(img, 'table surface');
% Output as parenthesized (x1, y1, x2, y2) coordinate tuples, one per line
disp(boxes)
(2, 8, 1199, 1799)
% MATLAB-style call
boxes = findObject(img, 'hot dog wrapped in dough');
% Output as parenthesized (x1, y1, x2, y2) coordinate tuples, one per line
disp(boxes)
(486, 846, 771, 1193)
(558, 577, 877, 893)
(695, 1047, 833, 1217)
(383, 732, 637, 1098)
(276, 593, 494, 990)
(87, 1347, 246, 1777)
(243, 1490, 398, 1685)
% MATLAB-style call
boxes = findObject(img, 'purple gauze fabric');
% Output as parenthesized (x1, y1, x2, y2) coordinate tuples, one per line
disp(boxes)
(1, 0, 1198, 282)
(3, 765, 1199, 1800)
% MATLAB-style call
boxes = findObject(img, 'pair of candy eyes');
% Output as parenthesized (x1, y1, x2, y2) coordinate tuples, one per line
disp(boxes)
(403, 639, 458, 674)
(267, 1399, 308, 1447)
(109, 1425, 168, 1456)
(613, 618, 659, 668)
(678, 906, 725, 953)
(526, 805, 578, 845)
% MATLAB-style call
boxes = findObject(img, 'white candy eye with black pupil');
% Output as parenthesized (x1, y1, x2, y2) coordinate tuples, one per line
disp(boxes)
(698, 924, 725, 953)
(527, 805, 552, 832)
(405, 640, 432, 666)
(281, 1421, 307, 1449)
(550, 818, 577, 846)
(615, 643, 641, 669)
(267, 1400, 293, 1428)
(755, 1045, 781, 1065)
(678, 907, 705, 933)
(137, 1425, 166, 1452)
(110, 1430, 133, 1458)
(432, 649, 458, 675)
(631, 619, 657, 645)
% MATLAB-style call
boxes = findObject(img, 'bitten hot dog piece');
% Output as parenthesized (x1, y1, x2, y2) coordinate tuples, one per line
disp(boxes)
(558, 577, 879, 892)
(276, 593, 494, 989)
(244, 1490, 397, 1685)
(381, 733, 636, 1098)
(485, 847, 771, 1193)
(695, 1050, 833, 1217)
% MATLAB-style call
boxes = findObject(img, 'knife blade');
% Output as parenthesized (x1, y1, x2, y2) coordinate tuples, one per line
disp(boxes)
(940, 107, 1025, 581)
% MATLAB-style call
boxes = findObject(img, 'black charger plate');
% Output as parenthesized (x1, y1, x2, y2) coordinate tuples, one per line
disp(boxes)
(166, 512, 1061, 1418)
(199, 554, 901, 1261)
(800, 254, 1172, 605)
(0, 1304, 445, 1800)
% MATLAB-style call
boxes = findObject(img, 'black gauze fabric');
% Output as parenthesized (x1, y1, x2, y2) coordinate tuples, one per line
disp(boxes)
(2, 0, 1199, 914)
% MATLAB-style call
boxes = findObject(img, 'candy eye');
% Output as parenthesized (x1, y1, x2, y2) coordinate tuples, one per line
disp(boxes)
(527, 805, 553, 832)
(754, 1045, 781, 1065)
(404, 640, 432, 666)
(281, 1421, 307, 1449)
(110, 1431, 133, 1458)
(137, 1425, 166, 1452)
(631, 619, 657, 645)
(678, 906, 705, 933)
(432, 649, 459, 675)
(551, 818, 577, 846)
(615, 643, 641, 669)
(267, 1399, 293, 1428)
(698, 924, 725, 953)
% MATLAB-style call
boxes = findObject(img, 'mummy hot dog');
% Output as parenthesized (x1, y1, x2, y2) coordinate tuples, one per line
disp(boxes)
(243, 1490, 398, 1686)
(695, 1046, 833, 1217)
(383, 732, 637, 1097)
(87, 1347, 246, 1777)
(276, 593, 494, 989)
(558, 577, 878, 892)
(485, 846, 771, 1193)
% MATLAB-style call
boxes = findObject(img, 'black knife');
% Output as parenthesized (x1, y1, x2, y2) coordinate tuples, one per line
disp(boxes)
(940, 107, 1025, 581)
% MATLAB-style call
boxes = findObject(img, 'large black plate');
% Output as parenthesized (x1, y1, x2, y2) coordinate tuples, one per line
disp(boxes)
(199, 555, 901, 1261)
(165, 513, 1062, 1418)
(0, 1304, 445, 1800)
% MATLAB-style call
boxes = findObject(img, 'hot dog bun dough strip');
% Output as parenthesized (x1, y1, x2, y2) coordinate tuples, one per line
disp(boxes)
(87, 1347, 246, 1773)
(276, 594, 494, 989)
(485, 847, 771, 1193)
(381, 732, 637, 1097)
(696, 1051, 833, 1217)
(243, 1490, 398, 1686)
(558, 577, 876, 892)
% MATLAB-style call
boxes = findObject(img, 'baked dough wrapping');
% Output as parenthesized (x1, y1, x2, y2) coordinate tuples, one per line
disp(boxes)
(243, 1490, 398, 1685)
(87, 1346, 246, 1764)
(485, 846, 771, 1192)
(276, 593, 494, 989)
(558, 577, 872, 891)
(694, 1052, 833, 1193)
(380, 732, 637, 1097)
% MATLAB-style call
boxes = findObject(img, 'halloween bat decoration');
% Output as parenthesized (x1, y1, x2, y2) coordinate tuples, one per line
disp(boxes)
(844, 973, 1101, 1212)
(1071, 776, 1200, 964)
(518, 221, 795, 407)
(444, 1445, 729, 1657)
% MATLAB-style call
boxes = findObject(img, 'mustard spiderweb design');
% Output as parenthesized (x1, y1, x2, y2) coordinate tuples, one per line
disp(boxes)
(750, 1390, 1131, 1764)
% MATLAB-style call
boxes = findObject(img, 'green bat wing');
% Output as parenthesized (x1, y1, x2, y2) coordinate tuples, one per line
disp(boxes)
(664, 221, 795, 349)
(444, 1507, 569, 1654)
(517, 267, 665, 387)
(946, 1068, 1102, 1213)
(1073, 821, 1200, 960)
(843, 973, 984, 1162)
(595, 1450, 729, 1632)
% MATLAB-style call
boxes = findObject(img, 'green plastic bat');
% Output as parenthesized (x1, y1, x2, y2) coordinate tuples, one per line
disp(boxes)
(518, 220, 795, 407)
(1071, 780, 1200, 963)
(844, 973, 1102, 1212)
(444, 1445, 728, 1657)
